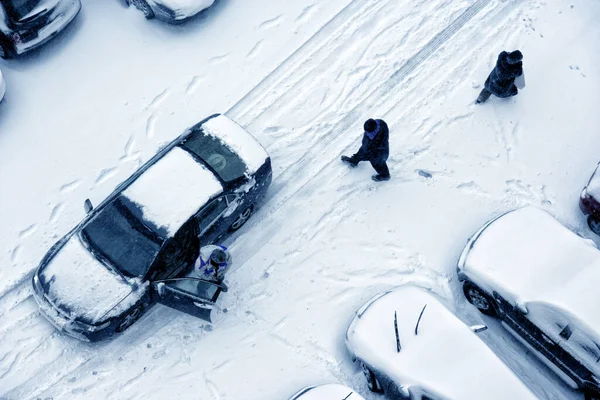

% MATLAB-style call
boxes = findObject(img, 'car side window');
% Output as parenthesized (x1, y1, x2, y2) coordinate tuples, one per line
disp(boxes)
(197, 197, 228, 234)
(147, 221, 199, 281)
(560, 322, 600, 374)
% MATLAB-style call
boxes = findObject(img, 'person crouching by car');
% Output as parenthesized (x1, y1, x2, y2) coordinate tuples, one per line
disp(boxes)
(195, 245, 232, 284)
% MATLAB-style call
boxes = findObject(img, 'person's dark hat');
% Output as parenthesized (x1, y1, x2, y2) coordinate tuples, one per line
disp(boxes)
(364, 119, 377, 133)
(507, 50, 523, 64)
(210, 248, 227, 266)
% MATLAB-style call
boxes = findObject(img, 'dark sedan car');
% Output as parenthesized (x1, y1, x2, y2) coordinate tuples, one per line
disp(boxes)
(0, 0, 81, 58)
(32, 114, 272, 342)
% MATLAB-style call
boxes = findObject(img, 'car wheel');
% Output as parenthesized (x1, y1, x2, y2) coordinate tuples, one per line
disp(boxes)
(229, 205, 253, 232)
(130, 0, 155, 19)
(361, 362, 384, 393)
(584, 391, 600, 400)
(463, 283, 497, 317)
(588, 216, 600, 235)
(116, 305, 143, 333)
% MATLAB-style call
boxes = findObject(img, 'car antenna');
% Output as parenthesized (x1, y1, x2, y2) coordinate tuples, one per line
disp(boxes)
(394, 311, 402, 352)
(415, 304, 427, 335)
(343, 393, 353, 400)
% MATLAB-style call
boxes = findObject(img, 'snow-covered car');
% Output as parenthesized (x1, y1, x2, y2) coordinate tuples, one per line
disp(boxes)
(580, 162, 600, 234)
(457, 206, 600, 398)
(0, 68, 5, 102)
(125, 0, 215, 24)
(345, 285, 536, 400)
(289, 383, 365, 400)
(32, 114, 272, 342)
(0, 0, 81, 59)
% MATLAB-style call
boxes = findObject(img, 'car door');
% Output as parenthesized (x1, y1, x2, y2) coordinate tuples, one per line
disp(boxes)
(145, 220, 199, 281)
(554, 318, 600, 386)
(152, 277, 226, 322)
(196, 196, 230, 244)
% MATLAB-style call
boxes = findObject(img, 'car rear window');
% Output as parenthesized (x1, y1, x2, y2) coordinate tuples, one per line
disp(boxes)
(2, 0, 42, 22)
(180, 129, 248, 183)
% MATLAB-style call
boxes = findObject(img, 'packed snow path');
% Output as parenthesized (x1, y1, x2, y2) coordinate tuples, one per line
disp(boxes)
(1, 0, 599, 399)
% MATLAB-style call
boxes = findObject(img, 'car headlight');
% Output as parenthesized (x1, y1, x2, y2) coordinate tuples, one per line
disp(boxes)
(32, 273, 43, 293)
(71, 319, 111, 333)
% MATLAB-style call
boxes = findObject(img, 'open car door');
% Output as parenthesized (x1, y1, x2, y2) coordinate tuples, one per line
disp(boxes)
(153, 277, 227, 322)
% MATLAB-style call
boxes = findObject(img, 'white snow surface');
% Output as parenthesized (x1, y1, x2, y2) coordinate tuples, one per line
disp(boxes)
(461, 206, 600, 333)
(585, 163, 600, 199)
(123, 146, 223, 237)
(289, 383, 365, 400)
(2, 0, 600, 399)
(202, 114, 269, 173)
(346, 286, 537, 399)
(41, 237, 144, 323)
(150, 0, 215, 19)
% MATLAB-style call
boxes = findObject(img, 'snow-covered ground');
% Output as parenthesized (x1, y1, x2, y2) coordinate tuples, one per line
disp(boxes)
(1, 0, 599, 398)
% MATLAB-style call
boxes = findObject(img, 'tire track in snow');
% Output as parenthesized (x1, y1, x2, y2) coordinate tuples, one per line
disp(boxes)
(4, 1, 515, 398)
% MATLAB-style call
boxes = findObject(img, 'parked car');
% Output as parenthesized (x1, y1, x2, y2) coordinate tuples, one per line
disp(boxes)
(125, 0, 215, 24)
(345, 285, 536, 400)
(458, 206, 600, 399)
(0, 68, 5, 102)
(289, 383, 365, 400)
(580, 163, 600, 234)
(0, 0, 81, 58)
(32, 114, 272, 342)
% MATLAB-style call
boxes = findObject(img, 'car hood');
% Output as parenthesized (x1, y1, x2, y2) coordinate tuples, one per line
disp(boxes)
(152, 0, 215, 19)
(38, 236, 141, 325)
(346, 286, 537, 400)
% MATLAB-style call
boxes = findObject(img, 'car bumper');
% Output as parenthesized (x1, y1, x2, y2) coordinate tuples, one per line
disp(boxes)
(14, 0, 81, 55)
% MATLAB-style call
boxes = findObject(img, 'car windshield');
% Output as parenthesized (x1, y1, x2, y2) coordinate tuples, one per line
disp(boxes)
(2, 0, 43, 22)
(179, 129, 247, 182)
(81, 196, 165, 278)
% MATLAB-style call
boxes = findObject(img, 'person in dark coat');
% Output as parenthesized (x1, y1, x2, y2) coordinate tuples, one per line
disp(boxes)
(476, 50, 524, 104)
(341, 118, 390, 182)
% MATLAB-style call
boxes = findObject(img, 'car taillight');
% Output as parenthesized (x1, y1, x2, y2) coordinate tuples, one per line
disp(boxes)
(11, 32, 22, 44)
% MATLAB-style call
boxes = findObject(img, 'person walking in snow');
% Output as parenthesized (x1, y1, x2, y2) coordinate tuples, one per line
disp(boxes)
(476, 50, 525, 104)
(195, 244, 232, 284)
(341, 118, 391, 182)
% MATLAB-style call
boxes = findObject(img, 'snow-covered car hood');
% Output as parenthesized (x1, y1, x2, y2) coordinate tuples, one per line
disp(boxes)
(461, 207, 600, 316)
(201, 115, 269, 174)
(289, 384, 365, 400)
(150, 0, 215, 20)
(38, 236, 144, 325)
(346, 286, 537, 400)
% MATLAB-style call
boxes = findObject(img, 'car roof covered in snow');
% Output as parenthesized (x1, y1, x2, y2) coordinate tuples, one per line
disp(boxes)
(289, 383, 365, 400)
(462, 206, 600, 333)
(201, 114, 269, 174)
(346, 286, 537, 400)
(123, 146, 223, 237)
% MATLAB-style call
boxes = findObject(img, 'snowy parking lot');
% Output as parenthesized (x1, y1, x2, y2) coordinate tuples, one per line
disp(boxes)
(1, 0, 600, 399)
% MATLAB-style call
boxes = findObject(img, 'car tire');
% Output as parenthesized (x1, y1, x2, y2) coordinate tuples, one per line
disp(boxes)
(463, 282, 497, 317)
(130, 0, 155, 19)
(116, 305, 143, 333)
(588, 216, 600, 235)
(584, 391, 600, 400)
(361, 362, 384, 393)
(228, 205, 253, 232)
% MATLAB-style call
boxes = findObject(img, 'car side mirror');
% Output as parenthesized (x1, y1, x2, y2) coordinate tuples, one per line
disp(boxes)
(470, 324, 488, 333)
(84, 199, 93, 214)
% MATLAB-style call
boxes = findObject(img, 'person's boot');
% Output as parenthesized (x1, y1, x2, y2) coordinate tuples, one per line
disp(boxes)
(372, 174, 390, 182)
(341, 155, 358, 167)
(475, 88, 492, 104)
